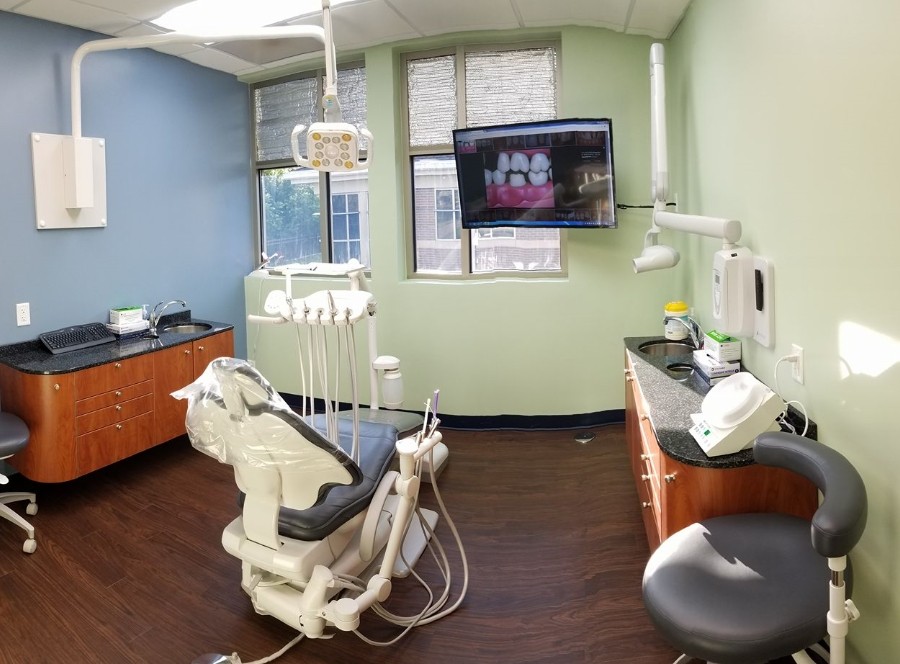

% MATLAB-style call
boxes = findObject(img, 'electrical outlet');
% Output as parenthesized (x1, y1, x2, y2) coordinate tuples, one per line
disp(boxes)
(16, 302, 30, 326)
(791, 344, 804, 384)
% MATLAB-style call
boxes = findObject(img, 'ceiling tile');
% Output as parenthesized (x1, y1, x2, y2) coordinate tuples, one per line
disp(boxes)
(110, 22, 205, 55)
(330, 0, 420, 49)
(180, 46, 256, 74)
(76, 0, 185, 22)
(214, 36, 329, 66)
(627, 0, 690, 38)
(0, 0, 22, 10)
(513, 0, 632, 31)
(13, 0, 139, 34)
(388, 0, 520, 36)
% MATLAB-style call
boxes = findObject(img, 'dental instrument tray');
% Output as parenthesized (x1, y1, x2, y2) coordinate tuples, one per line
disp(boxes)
(39, 322, 117, 354)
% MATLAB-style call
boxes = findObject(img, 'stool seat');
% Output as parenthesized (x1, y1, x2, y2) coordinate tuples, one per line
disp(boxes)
(643, 513, 832, 664)
(0, 411, 37, 553)
(0, 412, 29, 457)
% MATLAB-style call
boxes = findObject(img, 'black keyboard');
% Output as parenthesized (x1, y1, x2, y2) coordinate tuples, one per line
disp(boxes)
(39, 322, 117, 355)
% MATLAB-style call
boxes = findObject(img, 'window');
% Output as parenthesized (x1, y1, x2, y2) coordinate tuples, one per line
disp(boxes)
(434, 189, 461, 240)
(253, 66, 369, 267)
(403, 45, 562, 277)
(330, 191, 368, 264)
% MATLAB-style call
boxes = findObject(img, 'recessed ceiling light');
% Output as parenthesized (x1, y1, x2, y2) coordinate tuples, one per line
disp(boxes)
(152, 0, 349, 32)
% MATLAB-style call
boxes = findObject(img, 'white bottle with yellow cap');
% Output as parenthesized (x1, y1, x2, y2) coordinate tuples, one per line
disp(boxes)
(664, 301, 690, 340)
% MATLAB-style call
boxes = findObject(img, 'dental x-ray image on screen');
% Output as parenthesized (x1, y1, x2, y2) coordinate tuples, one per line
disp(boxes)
(453, 118, 617, 229)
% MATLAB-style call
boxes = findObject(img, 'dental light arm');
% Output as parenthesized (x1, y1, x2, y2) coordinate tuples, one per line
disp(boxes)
(68, 25, 327, 140)
(290, 0, 374, 172)
(39, 0, 370, 229)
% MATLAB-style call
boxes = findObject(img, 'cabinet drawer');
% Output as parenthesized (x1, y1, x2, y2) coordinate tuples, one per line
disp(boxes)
(75, 393, 154, 436)
(637, 414, 661, 494)
(636, 470, 661, 552)
(75, 355, 153, 400)
(76, 379, 153, 417)
(75, 412, 153, 476)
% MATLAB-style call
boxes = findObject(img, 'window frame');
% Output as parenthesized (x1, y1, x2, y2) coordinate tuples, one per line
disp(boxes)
(400, 42, 567, 280)
(251, 62, 368, 267)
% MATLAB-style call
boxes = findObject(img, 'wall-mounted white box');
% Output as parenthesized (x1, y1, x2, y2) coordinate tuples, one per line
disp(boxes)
(32, 132, 107, 230)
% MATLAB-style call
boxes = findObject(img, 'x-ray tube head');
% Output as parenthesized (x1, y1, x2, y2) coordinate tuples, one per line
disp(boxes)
(633, 244, 680, 273)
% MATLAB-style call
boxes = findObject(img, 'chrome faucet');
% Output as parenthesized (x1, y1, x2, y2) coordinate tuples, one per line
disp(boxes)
(147, 299, 187, 338)
(664, 315, 704, 350)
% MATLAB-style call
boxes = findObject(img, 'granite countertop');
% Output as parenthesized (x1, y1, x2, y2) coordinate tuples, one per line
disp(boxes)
(625, 336, 815, 469)
(0, 311, 233, 375)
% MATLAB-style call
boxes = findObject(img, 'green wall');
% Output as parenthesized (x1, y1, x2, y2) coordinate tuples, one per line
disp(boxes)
(667, 1, 900, 660)
(247, 26, 695, 417)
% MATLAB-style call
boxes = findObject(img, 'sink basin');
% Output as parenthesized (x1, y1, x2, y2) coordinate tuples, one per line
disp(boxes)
(162, 323, 212, 334)
(666, 362, 694, 380)
(637, 340, 695, 357)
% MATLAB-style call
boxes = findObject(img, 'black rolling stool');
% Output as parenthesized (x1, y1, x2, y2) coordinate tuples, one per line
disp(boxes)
(0, 412, 37, 554)
(642, 433, 867, 664)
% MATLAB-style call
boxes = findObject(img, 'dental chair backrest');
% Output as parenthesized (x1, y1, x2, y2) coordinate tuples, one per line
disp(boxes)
(175, 358, 363, 549)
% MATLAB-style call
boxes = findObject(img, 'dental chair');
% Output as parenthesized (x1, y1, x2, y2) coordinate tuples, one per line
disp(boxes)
(0, 412, 37, 554)
(642, 432, 867, 664)
(176, 357, 447, 645)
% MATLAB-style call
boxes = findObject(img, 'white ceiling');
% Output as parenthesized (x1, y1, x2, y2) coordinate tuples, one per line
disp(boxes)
(1, 0, 691, 77)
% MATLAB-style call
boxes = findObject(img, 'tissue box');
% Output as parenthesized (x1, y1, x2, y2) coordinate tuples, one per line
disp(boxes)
(693, 350, 741, 379)
(109, 307, 143, 325)
(703, 330, 742, 362)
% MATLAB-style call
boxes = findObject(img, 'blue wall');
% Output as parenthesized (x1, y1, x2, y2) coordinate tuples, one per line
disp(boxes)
(0, 11, 253, 354)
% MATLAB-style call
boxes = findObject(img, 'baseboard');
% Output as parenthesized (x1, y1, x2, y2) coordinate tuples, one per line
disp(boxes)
(279, 392, 625, 432)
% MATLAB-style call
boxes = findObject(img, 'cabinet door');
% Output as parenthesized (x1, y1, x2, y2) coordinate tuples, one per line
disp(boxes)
(0, 366, 77, 483)
(192, 329, 234, 378)
(153, 343, 194, 443)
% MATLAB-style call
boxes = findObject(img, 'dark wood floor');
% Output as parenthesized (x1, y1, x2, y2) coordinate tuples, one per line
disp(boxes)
(0, 424, 683, 663)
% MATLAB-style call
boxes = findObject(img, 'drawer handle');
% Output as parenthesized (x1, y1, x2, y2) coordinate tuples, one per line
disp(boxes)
(54, 383, 60, 391)
(626, 376, 635, 383)
(115, 424, 123, 430)
(640, 414, 649, 421)
(641, 501, 651, 509)
(114, 362, 122, 368)
(664, 474, 677, 484)
(115, 405, 122, 412)
(115, 390, 122, 397)
(184, 349, 192, 355)
(640, 453, 649, 461)
(197, 345, 205, 351)
(641, 474, 651, 482)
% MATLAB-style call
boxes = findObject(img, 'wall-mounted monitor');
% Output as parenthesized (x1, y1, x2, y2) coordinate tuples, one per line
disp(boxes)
(452, 118, 617, 230)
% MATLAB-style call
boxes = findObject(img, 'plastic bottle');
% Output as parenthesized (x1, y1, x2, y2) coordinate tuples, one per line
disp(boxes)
(664, 301, 690, 340)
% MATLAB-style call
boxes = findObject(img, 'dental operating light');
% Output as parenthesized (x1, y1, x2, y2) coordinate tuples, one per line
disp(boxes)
(290, 0, 373, 172)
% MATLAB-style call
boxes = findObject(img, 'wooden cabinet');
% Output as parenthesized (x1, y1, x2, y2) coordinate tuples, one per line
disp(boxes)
(0, 329, 233, 483)
(74, 355, 154, 477)
(625, 353, 816, 552)
(154, 330, 234, 443)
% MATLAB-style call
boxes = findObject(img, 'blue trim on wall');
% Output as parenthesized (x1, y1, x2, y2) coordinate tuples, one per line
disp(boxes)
(0, 11, 253, 356)
(280, 392, 625, 431)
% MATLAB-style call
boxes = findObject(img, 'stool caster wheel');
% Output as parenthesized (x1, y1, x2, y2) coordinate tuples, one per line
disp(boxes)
(26, 502, 38, 516)
(23, 539, 36, 554)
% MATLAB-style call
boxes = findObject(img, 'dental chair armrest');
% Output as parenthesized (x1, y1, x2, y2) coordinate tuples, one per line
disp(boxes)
(754, 432, 868, 557)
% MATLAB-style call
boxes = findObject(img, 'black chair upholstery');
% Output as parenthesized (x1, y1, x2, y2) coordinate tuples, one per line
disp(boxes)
(642, 433, 867, 664)
(239, 417, 398, 541)
(0, 412, 37, 553)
